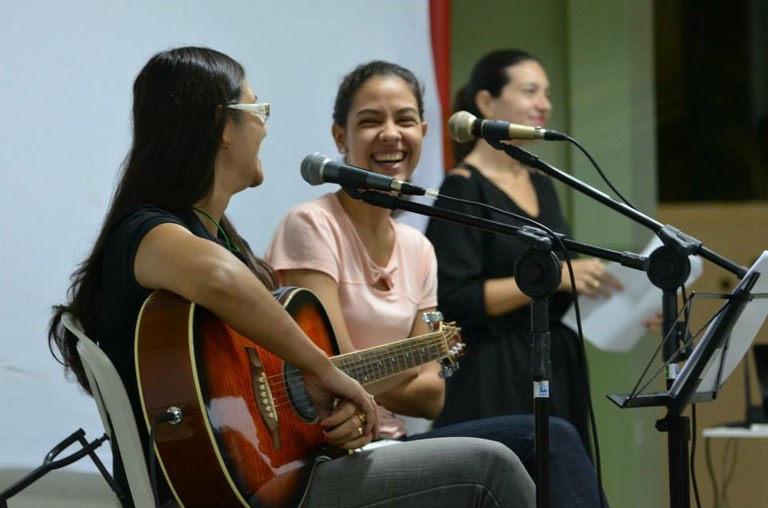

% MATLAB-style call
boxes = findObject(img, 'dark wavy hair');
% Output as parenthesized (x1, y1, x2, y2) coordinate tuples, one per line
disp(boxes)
(49, 47, 275, 392)
(333, 60, 425, 127)
(452, 49, 540, 164)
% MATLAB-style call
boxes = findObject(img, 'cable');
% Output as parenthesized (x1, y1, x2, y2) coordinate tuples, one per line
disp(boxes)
(690, 404, 702, 508)
(565, 135, 704, 508)
(148, 412, 179, 508)
(705, 436, 719, 508)
(720, 438, 739, 508)
(564, 134, 638, 210)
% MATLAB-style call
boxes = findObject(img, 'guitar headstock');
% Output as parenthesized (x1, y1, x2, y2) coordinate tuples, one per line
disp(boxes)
(436, 321, 465, 379)
(420, 311, 465, 378)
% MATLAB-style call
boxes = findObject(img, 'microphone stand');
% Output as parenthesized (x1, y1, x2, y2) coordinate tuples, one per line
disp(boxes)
(482, 137, 748, 508)
(482, 139, 746, 278)
(351, 189, 647, 508)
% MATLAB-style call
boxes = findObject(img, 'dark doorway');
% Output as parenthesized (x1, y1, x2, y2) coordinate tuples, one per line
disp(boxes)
(655, 0, 768, 202)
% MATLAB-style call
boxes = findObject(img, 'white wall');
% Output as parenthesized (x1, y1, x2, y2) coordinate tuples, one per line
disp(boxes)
(0, 0, 443, 489)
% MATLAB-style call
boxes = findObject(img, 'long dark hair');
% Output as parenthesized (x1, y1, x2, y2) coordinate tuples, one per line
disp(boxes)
(333, 60, 425, 127)
(452, 49, 540, 164)
(49, 47, 275, 392)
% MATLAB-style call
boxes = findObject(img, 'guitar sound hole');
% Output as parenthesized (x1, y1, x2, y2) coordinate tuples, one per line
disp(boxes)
(283, 363, 317, 422)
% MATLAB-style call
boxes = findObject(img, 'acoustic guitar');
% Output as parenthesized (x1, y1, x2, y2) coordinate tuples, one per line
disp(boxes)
(135, 287, 463, 507)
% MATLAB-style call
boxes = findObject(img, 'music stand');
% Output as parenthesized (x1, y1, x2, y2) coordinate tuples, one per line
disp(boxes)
(608, 250, 768, 507)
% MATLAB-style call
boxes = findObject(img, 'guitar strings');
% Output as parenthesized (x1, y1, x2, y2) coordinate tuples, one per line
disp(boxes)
(263, 331, 453, 386)
(269, 336, 453, 408)
(268, 348, 449, 411)
(263, 333, 459, 410)
(260, 331, 452, 384)
(269, 340, 451, 408)
(251, 333, 453, 408)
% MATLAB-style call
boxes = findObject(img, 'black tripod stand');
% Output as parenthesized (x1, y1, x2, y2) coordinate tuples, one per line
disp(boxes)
(646, 243, 695, 508)
(0, 428, 126, 507)
(352, 189, 645, 508)
(514, 248, 563, 507)
(482, 139, 751, 508)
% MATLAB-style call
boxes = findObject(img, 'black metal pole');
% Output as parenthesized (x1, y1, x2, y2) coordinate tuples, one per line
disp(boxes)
(661, 290, 681, 386)
(355, 190, 572, 508)
(657, 415, 691, 508)
(354, 190, 648, 270)
(491, 141, 747, 280)
(531, 298, 552, 508)
(0, 429, 114, 503)
(645, 242, 694, 508)
(515, 249, 562, 508)
(489, 139, 732, 508)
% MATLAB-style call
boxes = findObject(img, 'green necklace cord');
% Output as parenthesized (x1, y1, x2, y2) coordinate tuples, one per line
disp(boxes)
(193, 207, 240, 253)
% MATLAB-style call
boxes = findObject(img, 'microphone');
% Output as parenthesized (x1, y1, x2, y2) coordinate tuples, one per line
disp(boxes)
(300, 153, 438, 197)
(448, 111, 567, 143)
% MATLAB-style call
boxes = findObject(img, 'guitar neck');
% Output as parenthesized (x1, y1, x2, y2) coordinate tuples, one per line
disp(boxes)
(331, 332, 447, 386)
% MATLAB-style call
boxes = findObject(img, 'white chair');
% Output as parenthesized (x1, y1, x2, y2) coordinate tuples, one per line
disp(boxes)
(62, 313, 156, 507)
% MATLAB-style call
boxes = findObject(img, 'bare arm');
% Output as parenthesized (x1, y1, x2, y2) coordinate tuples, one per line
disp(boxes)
(483, 258, 624, 316)
(484, 276, 532, 317)
(558, 258, 622, 298)
(372, 313, 445, 419)
(280, 268, 444, 419)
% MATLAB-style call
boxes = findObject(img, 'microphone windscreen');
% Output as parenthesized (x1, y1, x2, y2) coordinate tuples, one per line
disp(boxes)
(447, 111, 477, 143)
(301, 152, 329, 186)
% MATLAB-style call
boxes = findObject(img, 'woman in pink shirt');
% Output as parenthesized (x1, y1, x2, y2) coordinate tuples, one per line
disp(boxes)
(267, 60, 606, 507)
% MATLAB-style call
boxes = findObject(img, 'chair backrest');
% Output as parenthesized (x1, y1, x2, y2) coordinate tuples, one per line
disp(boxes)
(61, 313, 155, 507)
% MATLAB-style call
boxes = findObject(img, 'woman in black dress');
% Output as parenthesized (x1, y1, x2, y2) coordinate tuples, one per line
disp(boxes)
(426, 49, 620, 448)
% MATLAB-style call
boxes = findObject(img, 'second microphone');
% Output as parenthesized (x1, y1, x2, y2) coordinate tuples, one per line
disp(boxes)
(300, 152, 433, 196)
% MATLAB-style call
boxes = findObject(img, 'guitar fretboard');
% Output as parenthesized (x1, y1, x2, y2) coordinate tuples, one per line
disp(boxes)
(331, 330, 452, 385)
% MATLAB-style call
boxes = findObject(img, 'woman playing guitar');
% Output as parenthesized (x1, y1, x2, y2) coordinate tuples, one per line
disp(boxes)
(49, 47, 534, 507)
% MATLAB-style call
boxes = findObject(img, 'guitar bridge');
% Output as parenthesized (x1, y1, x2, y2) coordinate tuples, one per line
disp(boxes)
(246, 347, 281, 450)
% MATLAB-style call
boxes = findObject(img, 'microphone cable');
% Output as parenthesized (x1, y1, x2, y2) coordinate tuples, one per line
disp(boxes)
(148, 409, 183, 508)
(560, 129, 711, 506)
(546, 132, 639, 211)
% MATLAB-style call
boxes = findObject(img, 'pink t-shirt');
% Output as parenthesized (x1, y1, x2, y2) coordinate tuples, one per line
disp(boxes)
(265, 193, 437, 350)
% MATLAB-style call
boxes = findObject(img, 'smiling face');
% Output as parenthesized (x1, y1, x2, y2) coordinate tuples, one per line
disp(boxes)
(219, 81, 267, 191)
(332, 74, 428, 182)
(480, 60, 552, 129)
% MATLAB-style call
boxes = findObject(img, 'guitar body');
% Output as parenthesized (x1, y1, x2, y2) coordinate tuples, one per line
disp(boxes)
(135, 288, 340, 508)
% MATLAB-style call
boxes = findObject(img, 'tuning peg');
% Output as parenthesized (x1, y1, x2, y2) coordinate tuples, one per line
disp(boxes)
(439, 363, 460, 379)
(422, 311, 444, 332)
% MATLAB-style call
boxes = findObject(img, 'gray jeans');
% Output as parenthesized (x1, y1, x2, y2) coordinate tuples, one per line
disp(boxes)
(299, 437, 535, 507)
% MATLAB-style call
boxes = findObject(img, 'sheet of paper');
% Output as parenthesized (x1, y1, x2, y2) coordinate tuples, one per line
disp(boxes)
(561, 236, 703, 352)
(693, 250, 768, 394)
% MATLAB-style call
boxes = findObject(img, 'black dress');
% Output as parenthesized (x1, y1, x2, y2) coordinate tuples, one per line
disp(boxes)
(425, 163, 591, 448)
